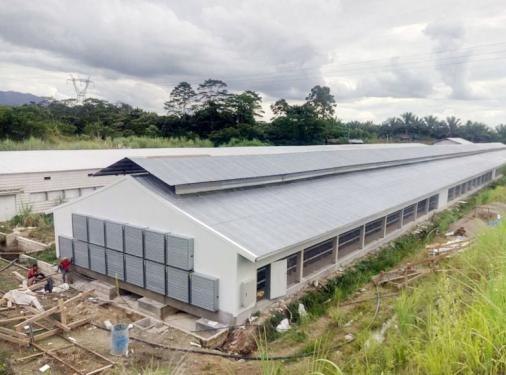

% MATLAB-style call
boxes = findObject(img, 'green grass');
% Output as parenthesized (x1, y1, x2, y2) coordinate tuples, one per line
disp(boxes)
(31, 244, 58, 264)
(0, 136, 214, 150)
(342, 221, 506, 374)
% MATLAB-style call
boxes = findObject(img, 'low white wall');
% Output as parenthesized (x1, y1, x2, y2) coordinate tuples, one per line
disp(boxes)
(17, 236, 49, 253)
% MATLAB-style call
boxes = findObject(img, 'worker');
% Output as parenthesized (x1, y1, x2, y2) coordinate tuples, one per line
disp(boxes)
(27, 264, 45, 286)
(58, 257, 73, 284)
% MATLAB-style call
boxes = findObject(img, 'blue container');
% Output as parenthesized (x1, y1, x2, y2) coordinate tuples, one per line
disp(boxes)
(111, 323, 129, 356)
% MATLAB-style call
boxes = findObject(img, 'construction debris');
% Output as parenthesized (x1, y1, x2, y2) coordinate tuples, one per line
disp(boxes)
(373, 237, 473, 289)
(2, 289, 43, 311)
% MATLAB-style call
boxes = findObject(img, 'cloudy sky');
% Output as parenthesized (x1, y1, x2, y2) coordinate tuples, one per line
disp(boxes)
(1, 0, 506, 124)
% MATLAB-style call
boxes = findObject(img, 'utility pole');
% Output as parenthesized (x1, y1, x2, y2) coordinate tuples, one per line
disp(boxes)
(67, 74, 93, 104)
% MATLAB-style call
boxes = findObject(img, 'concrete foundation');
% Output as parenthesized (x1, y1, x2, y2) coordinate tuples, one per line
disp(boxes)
(137, 297, 178, 320)
(90, 280, 117, 301)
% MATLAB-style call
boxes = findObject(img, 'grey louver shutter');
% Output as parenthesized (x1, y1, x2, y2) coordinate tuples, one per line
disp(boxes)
(105, 221, 124, 251)
(89, 244, 106, 274)
(145, 261, 165, 294)
(72, 214, 88, 242)
(125, 254, 144, 287)
(73, 240, 89, 268)
(166, 235, 194, 270)
(106, 249, 124, 280)
(166, 266, 190, 303)
(191, 273, 219, 311)
(124, 225, 143, 257)
(58, 236, 73, 260)
(88, 217, 105, 246)
(144, 230, 165, 263)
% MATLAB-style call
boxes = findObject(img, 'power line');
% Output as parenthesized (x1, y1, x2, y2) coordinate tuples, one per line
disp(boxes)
(67, 74, 93, 104)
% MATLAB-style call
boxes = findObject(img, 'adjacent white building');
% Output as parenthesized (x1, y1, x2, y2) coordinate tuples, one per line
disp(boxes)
(51, 143, 506, 323)
(433, 137, 473, 145)
(0, 144, 422, 221)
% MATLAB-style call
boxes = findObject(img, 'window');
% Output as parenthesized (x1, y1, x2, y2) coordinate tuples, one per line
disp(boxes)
(303, 238, 335, 277)
(416, 199, 428, 218)
(286, 253, 300, 286)
(338, 227, 362, 259)
(30, 192, 48, 203)
(428, 195, 439, 211)
(256, 266, 270, 301)
(43, 176, 51, 180)
(364, 218, 385, 245)
(448, 187, 455, 201)
(402, 204, 416, 224)
(386, 210, 402, 235)
(64, 189, 80, 199)
(47, 190, 63, 201)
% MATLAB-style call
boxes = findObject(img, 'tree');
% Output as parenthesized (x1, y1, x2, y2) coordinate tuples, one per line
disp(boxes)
(271, 99, 289, 118)
(445, 116, 461, 137)
(197, 79, 229, 107)
(226, 91, 264, 124)
(305, 85, 336, 119)
(164, 82, 197, 116)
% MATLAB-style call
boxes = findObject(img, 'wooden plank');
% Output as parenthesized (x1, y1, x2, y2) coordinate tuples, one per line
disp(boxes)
(67, 318, 90, 329)
(0, 326, 28, 339)
(0, 315, 34, 325)
(0, 331, 29, 345)
(32, 342, 85, 375)
(0, 259, 17, 272)
(12, 271, 25, 282)
(33, 328, 60, 342)
(86, 364, 114, 375)
(15, 290, 95, 331)
(64, 337, 114, 365)
(14, 344, 75, 362)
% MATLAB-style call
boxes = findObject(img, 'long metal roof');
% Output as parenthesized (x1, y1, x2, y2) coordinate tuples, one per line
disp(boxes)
(98, 143, 505, 194)
(0, 143, 424, 175)
(134, 149, 506, 261)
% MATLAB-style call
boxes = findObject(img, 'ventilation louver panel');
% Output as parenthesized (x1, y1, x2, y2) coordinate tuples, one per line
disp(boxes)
(124, 225, 143, 257)
(89, 244, 106, 274)
(166, 235, 194, 270)
(73, 240, 89, 268)
(145, 261, 165, 294)
(88, 217, 105, 246)
(166, 266, 190, 303)
(106, 249, 124, 280)
(72, 214, 88, 242)
(144, 230, 165, 263)
(105, 221, 123, 251)
(191, 273, 219, 311)
(58, 236, 73, 260)
(125, 254, 144, 287)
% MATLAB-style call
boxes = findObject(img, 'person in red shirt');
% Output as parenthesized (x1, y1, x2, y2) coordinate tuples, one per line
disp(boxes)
(27, 264, 45, 286)
(58, 257, 72, 284)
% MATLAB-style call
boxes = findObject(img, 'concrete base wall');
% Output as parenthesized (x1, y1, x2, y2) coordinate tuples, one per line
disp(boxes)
(74, 266, 236, 325)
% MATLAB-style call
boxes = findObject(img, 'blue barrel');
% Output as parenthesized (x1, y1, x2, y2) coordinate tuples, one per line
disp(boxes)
(111, 323, 129, 356)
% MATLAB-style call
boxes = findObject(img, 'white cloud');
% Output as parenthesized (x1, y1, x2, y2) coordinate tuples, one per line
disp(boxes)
(0, 0, 505, 124)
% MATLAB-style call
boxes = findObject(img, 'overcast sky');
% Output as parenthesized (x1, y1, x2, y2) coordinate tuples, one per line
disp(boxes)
(1, 0, 506, 124)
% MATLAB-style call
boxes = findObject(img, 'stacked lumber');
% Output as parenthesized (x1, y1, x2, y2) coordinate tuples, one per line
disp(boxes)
(0, 290, 94, 346)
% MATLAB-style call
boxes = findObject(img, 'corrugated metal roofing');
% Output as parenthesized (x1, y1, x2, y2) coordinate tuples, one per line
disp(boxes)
(0, 143, 425, 175)
(134, 149, 506, 260)
(102, 143, 505, 191)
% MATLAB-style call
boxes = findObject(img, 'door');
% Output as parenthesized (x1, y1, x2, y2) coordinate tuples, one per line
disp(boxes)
(0, 195, 16, 221)
(270, 259, 288, 299)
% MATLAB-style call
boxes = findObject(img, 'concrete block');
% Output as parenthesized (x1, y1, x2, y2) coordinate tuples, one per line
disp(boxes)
(90, 280, 117, 301)
(137, 297, 177, 320)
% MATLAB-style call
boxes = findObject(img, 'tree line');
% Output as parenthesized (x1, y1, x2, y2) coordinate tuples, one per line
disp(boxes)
(1, 79, 506, 145)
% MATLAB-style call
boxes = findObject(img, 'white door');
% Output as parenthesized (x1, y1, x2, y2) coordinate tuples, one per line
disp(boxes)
(270, 259, 288, 299)
(0, 195, 16, 221)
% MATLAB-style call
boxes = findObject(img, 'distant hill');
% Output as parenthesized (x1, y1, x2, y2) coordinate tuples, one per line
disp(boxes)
(0, 91, 45, 105)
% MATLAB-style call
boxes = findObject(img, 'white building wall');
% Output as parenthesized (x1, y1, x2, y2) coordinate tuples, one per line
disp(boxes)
(53, 176, 243, 317)
(0, 170, 119, 220)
